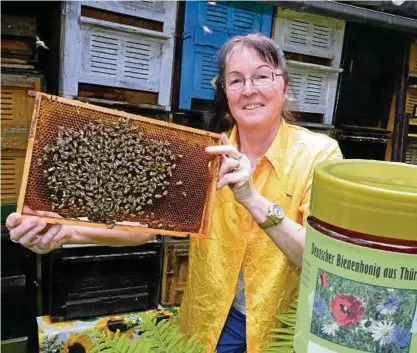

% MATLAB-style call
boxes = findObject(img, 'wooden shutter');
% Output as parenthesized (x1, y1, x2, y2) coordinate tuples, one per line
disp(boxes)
(60, 1, 177, 110)
(274, 9, 345, 63)
(1, 74, 41, 150)
(80, 25, 162, 92)
(1, 151, 25, 204)
(273, 9, 345, 125)
(406, 87, 417, 116)
(286, 61, 342, 122)
(179, 1, 273, 110)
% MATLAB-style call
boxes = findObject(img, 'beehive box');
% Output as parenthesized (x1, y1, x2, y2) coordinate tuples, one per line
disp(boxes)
(18, 93, 220, 237)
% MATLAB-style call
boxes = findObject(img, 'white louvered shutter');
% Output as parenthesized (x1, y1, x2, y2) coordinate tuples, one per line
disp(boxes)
(60, 1, 177, 110)
(80, 27, 162, 92)
(273, 9, 345, 124)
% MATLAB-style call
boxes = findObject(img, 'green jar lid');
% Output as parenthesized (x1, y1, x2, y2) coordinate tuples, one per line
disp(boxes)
(310, 159, 417, 241)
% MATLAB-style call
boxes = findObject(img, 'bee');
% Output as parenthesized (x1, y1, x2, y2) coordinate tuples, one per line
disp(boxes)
(339, 304, 350, 313)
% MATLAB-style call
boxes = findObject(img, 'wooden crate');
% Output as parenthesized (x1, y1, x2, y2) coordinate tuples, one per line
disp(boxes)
(1, 150, 26, 204)
(1, 74, 41, 150)
(161, 239, 189, 306)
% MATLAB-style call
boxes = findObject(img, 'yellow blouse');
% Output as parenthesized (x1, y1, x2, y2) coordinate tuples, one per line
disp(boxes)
(179, 120, 343, 353)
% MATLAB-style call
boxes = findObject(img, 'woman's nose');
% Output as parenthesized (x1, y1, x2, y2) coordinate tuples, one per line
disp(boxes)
(241, 79, 256, 96)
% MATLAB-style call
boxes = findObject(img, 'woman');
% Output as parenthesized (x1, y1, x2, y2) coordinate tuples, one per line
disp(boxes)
(6, 34, 342, 352)
(178, 33, 342, 353)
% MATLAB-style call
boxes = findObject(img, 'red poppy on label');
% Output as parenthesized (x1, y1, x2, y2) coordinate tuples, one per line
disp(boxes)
(320, 271, 329, 288)
(330, 294, 364, 326)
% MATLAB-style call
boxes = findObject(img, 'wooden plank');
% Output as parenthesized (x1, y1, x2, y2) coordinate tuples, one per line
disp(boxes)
(287, 60, 343, 73)
(80, 16, 170, 39)
(82, 1, 166, 23)
(81, 6, 163, 32)
(59, 1, 82, 98)
(1, 38, 34, 59)
(77, 97, 165, 111)
(16, 94, 42, 214)
(409, 40, 417, 78)
(78, 83, 158, 105)
(157, 1, 177, 108)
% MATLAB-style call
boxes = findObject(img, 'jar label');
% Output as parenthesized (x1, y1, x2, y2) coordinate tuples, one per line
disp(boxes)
(294, 224, 417, 353)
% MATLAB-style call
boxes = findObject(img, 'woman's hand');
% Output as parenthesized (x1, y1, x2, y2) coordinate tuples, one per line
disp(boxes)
(6, 206, 78, 254)
(206, 133, 256, 208)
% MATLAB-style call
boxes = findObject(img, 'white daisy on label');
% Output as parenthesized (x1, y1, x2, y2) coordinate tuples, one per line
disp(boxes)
(371, 321, 396, 346)
(321, 322, 340, 337)
(359, 318, 375, 332)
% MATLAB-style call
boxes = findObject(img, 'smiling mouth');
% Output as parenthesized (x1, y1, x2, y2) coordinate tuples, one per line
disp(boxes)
(243, 104, 264, 110)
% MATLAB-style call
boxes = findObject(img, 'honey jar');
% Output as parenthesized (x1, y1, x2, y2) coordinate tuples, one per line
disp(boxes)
(294, 160, 417, 353)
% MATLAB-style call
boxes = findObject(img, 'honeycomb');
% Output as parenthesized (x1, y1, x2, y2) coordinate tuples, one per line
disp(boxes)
(19, 93, 220, 237)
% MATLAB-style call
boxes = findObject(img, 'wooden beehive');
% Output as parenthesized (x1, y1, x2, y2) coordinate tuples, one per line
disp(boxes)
(18, 92, 220, 238)
(161, 239, 189, 306)
(1, 74, 42, 205)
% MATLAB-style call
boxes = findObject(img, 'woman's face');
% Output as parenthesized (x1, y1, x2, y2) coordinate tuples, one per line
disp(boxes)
(224, 46, 286, 131)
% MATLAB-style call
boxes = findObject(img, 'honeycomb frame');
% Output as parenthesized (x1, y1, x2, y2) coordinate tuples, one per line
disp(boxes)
(17, 93, 220, 238)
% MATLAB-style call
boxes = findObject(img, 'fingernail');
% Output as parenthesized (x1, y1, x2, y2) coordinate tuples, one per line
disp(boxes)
(7, 216, 16, 228)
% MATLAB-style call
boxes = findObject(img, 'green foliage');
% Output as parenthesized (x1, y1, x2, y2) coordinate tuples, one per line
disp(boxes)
(88, 314, 203, 353)
(263, 299, 298, 353)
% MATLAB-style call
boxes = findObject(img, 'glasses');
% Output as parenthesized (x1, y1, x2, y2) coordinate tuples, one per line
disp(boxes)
(225, 72, 284, 91)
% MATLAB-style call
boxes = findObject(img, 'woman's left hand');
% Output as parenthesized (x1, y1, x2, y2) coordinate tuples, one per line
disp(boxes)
(206, 134, 256, 207)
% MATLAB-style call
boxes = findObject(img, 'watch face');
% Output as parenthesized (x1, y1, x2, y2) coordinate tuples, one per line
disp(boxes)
(272, 204, 284, 219)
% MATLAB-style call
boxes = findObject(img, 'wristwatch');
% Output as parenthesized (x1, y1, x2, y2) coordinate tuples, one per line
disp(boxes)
(258, 203, 285, 230)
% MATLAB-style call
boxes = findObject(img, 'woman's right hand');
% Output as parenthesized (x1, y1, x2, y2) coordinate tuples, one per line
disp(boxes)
(6, 206, 78, 254)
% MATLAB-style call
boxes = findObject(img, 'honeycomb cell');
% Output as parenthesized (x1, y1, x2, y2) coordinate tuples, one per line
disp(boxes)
(21, 93, 220, 237)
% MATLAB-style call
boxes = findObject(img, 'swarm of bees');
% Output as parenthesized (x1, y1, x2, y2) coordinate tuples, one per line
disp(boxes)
(38, 118, 184, 227)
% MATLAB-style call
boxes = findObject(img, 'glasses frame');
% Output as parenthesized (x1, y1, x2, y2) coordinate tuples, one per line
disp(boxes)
(224, 72, 285, 91)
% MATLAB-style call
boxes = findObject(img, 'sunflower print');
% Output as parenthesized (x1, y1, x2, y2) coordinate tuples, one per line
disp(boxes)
(42, 315, 76, 328)
(95, 316, 136, 338)
(62, 333, 92, 353)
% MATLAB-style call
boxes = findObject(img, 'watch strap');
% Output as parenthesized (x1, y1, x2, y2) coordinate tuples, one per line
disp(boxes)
(259, 204, 284, 230)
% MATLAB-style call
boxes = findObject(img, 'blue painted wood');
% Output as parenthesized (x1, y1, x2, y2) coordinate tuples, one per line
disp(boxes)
(179, 1, 273, 110)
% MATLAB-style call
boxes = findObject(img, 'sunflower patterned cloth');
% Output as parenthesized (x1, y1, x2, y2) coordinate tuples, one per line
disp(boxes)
(37, 307, 179, 353)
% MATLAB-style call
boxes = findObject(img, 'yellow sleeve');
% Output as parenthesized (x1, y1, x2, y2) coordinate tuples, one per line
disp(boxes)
(299, 140, 343, 226)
